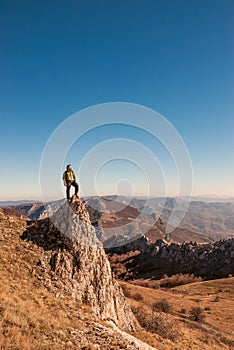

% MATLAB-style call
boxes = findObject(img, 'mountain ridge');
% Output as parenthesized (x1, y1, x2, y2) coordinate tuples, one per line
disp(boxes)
(2, 195, 234, 246)
(107, 235, 234, 280)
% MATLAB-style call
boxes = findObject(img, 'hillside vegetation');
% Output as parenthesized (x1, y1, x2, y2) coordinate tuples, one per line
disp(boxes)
(121, 277, 234, 350)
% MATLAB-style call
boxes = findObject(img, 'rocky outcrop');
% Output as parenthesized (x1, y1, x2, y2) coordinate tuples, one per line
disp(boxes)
(107, 236, 234, 280)
(151, 239, 234, 278)
(21, 195, 137, 331)
(105, 235, 154, 254)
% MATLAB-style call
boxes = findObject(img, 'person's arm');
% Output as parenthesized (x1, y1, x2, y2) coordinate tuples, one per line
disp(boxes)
(63, 172, 67, 186)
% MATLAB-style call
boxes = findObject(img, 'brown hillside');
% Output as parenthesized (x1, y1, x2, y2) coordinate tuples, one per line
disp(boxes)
(0, 206, 157, 350)
(120, 278, 234, 350)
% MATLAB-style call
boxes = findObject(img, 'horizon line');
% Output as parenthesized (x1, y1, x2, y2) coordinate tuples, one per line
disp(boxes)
(1, 193, 234, 203)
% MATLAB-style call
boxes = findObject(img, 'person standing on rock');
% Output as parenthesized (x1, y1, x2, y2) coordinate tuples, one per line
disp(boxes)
(63, 164, 79, 201)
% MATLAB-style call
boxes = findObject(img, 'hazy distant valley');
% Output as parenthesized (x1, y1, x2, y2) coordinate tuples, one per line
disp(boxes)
(4, 196, 234, 248)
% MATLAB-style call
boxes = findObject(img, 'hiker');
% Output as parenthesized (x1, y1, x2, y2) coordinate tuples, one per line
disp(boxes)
(62, 164, 79, 201)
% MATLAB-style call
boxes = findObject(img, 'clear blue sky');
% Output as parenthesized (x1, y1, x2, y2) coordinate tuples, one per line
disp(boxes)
(0, 0, 233, 200)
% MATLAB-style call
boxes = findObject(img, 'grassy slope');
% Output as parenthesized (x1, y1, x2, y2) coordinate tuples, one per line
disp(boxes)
(0, 211, 137, 350)
(1, 209, 233, 350)
(120, 278, 234, 350)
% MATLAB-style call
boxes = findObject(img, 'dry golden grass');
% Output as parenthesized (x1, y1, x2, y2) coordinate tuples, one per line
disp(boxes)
(1, 210, 233, 350)
(0, 213, 88, 349)
(0, 276, 86, 350)
(0, 211, 130, 350)
(120, 277, 234, 350)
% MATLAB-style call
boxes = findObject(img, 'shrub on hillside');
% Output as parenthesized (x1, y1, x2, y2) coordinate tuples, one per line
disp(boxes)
(150, 313, 178, 341)
(189, 306, 205, 322)
(132, 292, 143, 301)
(131, 305, 179, 341)
(160, 273, 202, 288)
(152, 298, 172, 313)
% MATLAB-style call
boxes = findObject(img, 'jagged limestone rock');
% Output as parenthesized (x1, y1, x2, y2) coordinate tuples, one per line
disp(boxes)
(22, 195, 137, 331)
(107, 232, 234, 279)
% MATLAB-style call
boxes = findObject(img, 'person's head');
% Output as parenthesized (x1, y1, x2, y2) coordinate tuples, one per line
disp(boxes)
(66, 164, 72, 171)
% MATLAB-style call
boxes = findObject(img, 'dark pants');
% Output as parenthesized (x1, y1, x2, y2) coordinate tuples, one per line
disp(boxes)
(66, 181, 79, 200)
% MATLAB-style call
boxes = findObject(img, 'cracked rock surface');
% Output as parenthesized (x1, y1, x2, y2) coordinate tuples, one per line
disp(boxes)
(21, 195, 138, 331)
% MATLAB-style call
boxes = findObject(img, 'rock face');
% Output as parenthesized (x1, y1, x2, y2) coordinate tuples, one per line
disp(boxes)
(105, 235, 155, 254)
(150, 239, 234, 279)
(107, 236, 234, 280)
(21, 195, 137, 331)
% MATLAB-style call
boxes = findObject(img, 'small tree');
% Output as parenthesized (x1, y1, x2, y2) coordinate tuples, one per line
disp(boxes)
(152, 298, 172, 313)
(132, 292, 143, 301)
(189, 306, 205, 322)
(131, 305, 179, 341)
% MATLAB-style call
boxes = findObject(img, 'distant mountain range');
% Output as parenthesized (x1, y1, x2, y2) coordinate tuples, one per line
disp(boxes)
(102, 196, 234, 242)
(2, 195, 234, 247)
(0, 200, 40, 207)
(1, 195, 233, 208)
